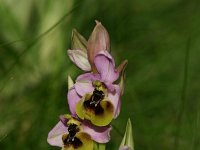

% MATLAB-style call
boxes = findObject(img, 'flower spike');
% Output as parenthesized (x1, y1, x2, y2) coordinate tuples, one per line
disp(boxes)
(48, 21, 130, 150)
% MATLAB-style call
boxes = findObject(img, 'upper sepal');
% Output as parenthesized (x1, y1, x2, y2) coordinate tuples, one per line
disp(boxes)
(87, 21, 110, 71)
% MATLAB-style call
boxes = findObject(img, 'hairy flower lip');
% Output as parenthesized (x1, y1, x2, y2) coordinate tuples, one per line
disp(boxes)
(62, 123, 83, 149)
(76, 93, 115, 126)
(62, 132, 93, 150)
(62, 133, 83, 149)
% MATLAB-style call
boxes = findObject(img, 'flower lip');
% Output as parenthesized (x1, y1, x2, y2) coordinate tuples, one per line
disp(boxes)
(75, 80, 115, 127)
(76, 94, 114, 126)
(74, 80, 116, 127)
(67, 124, 79, 139)
(62, 124, 82, 149)
(61, 119, 82, 148)
(62, 133, 82, 149)
(61, 119, 92, 149)
(62, 132, 93, 150)
(83, 81, 106, 115)
(87, 88, 104, 107)
(69, 72, 121, 121)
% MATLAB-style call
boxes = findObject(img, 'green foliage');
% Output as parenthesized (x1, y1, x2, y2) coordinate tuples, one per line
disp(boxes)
(94, 143, 106, 150)
(0, 0, 200, 150)
(120, 119, 134, 150)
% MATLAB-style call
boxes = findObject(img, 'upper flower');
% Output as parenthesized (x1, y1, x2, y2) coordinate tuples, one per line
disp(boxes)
(68, 51, 121, 126)
(47, 114, 111, 150)
(67, 21, 110, 72)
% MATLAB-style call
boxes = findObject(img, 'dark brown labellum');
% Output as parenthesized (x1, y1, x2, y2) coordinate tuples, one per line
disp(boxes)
(62, 124, 82, 148)
(83, 88, 105, 115)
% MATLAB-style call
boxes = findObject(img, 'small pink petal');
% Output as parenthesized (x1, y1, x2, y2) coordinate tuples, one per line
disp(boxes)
(82, 121, 112, 143)
(67, 87, 81, 115)
(68, 49, 91, 71)
(94, 51, 119, 83)
(47, 121, 68, 147)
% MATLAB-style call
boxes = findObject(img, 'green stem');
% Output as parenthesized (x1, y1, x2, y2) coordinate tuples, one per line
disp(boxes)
(173, 37, 191, 150)
(98, 143, 106, 150)
(94, 143, 106, 150)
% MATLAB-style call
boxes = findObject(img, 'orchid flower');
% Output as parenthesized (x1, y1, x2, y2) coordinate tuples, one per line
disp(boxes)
(47, 114, 111, 150)
(68, 50, 123, 126)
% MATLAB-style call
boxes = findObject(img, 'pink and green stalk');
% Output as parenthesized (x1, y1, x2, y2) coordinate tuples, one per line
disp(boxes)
(47, 21, 133, 150)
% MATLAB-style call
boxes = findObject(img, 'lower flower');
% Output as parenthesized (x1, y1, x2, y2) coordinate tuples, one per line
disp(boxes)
(62, 131, 92, 150)
(47, 114, 111, 150)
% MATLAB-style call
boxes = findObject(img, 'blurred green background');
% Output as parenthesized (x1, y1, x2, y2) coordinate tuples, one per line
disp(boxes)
(0, 0, 200, 150)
